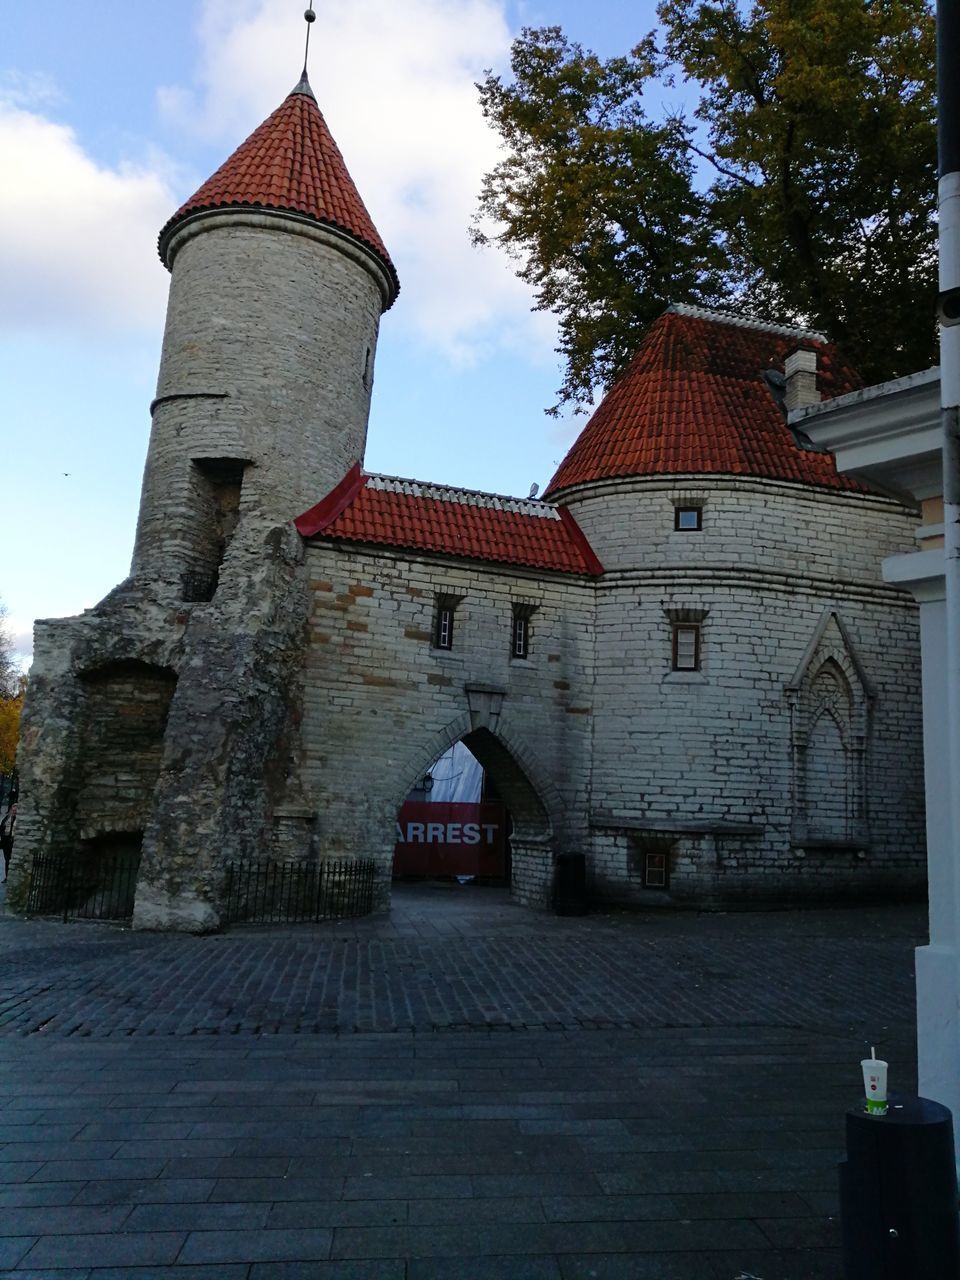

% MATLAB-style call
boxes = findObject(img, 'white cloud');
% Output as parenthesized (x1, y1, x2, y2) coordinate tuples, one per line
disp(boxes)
(158, 0, 558, 366)
(0, 81, 173, 337)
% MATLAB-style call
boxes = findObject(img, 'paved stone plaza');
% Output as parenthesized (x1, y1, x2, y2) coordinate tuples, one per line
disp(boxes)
(0, 882, 925, 1278)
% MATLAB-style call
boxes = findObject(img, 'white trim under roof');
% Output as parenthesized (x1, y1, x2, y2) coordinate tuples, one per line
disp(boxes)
(794, 367, 942, 503)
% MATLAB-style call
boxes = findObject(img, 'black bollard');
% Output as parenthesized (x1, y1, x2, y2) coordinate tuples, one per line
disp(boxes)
(838, 1093, 960, 1279)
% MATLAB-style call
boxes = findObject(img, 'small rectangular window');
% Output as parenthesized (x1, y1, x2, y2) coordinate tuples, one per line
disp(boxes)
(512, 614, 528, 659)
(433, 594, 462, 650)
(675, 507, 702, 531)
(435, 607, 454, 650)
(672, 624, 700, 671)
(643, 850, 669, 889)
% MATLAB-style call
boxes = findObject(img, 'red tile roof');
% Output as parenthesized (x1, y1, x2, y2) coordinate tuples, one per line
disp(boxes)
(158, 75, 398, 302)
(295, 465, 604, 576)
(546, 306, 866, 496)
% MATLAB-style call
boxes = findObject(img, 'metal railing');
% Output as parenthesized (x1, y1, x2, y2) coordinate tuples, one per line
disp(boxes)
(223, 857, 376, 924)
(27, 852, 140, 922)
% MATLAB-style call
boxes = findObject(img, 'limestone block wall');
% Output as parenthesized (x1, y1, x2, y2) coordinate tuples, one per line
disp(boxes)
(7, 582, 190, 913)
(565, 478, 925, 907)
(75, 661, 177, 841)
(562, 476, 920, 582)
(134, 217, 387, 585)
(10, 522, 310, 932)
(295, 544, 596, 908)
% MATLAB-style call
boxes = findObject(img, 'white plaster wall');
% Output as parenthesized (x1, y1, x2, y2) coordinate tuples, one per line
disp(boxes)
(912, 597, 960, 1123)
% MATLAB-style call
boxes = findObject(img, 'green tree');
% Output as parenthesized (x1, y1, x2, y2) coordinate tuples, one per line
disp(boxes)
(475, 1, 937, 410)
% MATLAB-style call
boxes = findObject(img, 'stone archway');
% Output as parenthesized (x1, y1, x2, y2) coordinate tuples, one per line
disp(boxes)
(386, 715, 558, 910)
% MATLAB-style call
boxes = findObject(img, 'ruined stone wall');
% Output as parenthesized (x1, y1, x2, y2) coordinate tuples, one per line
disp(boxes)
(296, 544, 597, 908)
(76, 661, 177, 841)
(562, 478, 925, 907)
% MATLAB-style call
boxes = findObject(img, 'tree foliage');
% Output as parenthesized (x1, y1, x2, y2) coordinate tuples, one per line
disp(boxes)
(0, 689, 23, 778)
(0, 606, 23, 776)
(475, 1, 937, 410)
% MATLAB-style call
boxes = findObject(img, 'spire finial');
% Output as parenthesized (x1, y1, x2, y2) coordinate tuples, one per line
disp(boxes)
(303, 4, 316, 76)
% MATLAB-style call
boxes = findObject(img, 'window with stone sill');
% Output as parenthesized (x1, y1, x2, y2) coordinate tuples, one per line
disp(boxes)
(672, 624, 701, 672)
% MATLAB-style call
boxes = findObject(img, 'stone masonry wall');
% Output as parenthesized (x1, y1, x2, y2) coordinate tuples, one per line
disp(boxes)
(133, 218, 386, 585)
(564, 478, 925, 907)
(295, 544, 597, 909)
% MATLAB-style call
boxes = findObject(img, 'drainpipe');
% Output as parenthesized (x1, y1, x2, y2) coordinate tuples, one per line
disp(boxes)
(937, 0, 960, 1140)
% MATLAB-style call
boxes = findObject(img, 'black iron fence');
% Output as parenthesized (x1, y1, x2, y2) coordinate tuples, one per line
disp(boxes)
(27, 852, 140, 922)
(223, 857, 376, 924)
(25, 853, 376, 927)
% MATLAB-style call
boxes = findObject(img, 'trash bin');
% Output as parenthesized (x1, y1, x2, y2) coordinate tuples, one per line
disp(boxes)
(554, 852, 587, 916)
(838, 1093, 960, 1279)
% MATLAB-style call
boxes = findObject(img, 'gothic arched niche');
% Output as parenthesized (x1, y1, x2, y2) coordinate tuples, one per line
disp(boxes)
(786, 613, 873, 848)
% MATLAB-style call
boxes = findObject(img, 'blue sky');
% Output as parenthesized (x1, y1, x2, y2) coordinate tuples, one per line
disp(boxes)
(2, 1, 664, 665)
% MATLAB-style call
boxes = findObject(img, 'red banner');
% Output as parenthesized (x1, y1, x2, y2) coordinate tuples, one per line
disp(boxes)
(393, 801, 507, 878)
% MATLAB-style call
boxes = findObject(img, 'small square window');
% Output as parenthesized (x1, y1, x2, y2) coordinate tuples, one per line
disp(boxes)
(672, 624, 700, 671)
(675, 507, 702, 531)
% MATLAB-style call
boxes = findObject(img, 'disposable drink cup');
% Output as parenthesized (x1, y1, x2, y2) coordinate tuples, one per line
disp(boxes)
(861, 1058, 888, 1115)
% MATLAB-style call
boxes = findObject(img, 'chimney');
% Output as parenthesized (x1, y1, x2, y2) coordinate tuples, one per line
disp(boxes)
(783, 347, 820, 411)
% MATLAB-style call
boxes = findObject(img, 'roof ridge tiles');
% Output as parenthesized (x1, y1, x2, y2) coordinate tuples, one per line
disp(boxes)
(365, 472, 560, 519)
(666, 302, 828, 343)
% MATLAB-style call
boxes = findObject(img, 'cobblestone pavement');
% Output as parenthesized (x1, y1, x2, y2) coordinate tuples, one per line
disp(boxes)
(0, 881, 928, 1278)
(0, 882, 923, 1038)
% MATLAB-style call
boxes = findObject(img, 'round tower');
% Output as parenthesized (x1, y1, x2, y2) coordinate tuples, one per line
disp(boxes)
(544, 304, 925, 910)
(131, 71, 399, 592)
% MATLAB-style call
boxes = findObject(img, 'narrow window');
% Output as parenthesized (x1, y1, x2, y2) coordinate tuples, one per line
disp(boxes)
(510, 602, 538, 660)
(675, 506, 702, 531)
(512, 614, 528, 658)
(435, 607, 453, 650)
(433, 594, 462, 651)
(512, 613, 528, 659)
(672, 624, 700, 672)
(643, 850, 669, 889)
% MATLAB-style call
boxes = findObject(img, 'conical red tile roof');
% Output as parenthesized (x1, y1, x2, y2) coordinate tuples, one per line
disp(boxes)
(545, 306, 866, 496)
(158, 76, 398, 303)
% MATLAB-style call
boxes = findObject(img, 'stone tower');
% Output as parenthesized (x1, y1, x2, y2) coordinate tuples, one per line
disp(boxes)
(10, 71, 398, 930)
(135, 71, 398, 592)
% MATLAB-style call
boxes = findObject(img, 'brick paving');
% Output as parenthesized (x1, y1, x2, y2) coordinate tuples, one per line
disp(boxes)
(0, 880, 927, 1277)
